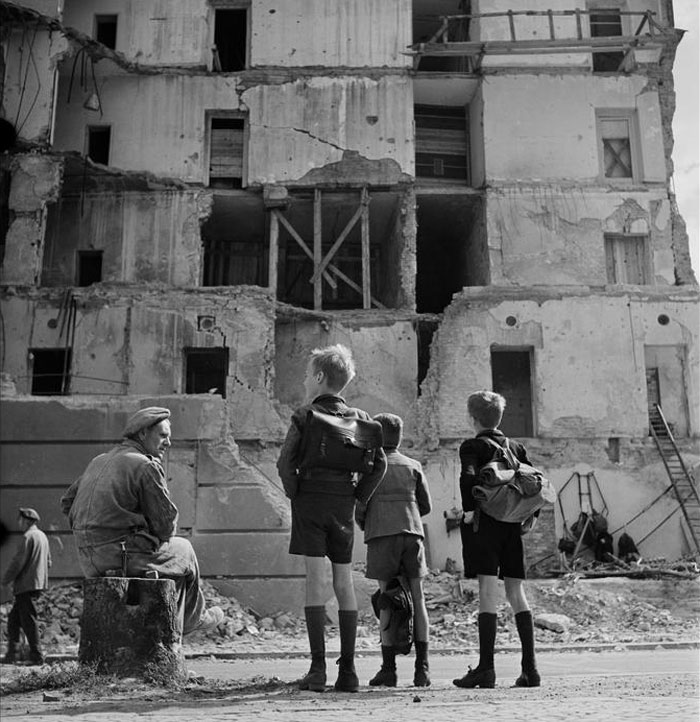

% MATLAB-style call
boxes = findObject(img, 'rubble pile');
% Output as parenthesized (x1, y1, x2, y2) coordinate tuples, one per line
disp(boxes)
(1, 566, 697, 655)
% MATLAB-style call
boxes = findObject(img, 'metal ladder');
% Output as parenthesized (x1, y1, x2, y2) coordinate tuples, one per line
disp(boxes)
(649, 404, 700, 555)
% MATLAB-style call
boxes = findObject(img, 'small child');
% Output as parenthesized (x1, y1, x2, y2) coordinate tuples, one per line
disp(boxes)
(277, 344, 387, 693)
(355, 412, 432, 687)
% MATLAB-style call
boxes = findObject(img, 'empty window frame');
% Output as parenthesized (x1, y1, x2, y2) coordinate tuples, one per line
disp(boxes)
(596, 110, 641, 181)
(76, 250, 103, 286)
(491, 348, 534, 438)
(605, 233, 650, 284)
(30, 348, 72, 395)
(213, 5, 249, 71)
(87, 126, 111, 165)
(184, 347, 229, 398)
(208, 117, 245, 188)
(415, 105, 469, 183)
(94, 14, 118, 49)
(589, 8, 624, 72)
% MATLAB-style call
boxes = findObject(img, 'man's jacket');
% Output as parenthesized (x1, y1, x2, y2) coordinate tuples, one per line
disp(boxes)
(2, 525, 51, 594)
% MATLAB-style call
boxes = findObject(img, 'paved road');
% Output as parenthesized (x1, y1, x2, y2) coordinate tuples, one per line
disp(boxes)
(2, 647, 698, 721)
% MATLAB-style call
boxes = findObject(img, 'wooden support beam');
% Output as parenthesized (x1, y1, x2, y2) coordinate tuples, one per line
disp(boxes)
(309, 201, 365, 285)
(313, 188, 322, 310)
(360, 187, 370, 310)
(273, 210, 337, 290)
(268, 210, 278, 295)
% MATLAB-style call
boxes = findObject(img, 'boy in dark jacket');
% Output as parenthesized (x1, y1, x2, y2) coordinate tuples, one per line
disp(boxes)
(356, 413, 432, 687)
(277, 344, 387, 693)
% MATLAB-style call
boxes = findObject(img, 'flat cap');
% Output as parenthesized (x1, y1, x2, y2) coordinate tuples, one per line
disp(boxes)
(19, 507, 40, 522)
(123, 406, 171, 438)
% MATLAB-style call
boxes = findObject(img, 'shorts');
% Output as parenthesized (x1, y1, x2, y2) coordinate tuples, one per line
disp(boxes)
(289, 492, 355, 564)
(460, 512, 526, 580)
(365, 533, 428, 581)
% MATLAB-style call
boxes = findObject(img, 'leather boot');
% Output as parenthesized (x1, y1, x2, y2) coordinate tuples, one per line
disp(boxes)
(413, 640, 430, 687)
(369, 646, 397, 687)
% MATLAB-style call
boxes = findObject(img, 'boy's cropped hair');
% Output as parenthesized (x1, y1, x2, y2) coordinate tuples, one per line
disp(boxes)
(310, 344, 356, 392)
(467, 390, 506, 429)
(373, 413, 403, 449)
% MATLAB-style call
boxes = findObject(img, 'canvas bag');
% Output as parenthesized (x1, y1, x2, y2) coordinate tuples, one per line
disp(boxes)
(370, 575, 414, 655)
(472, 437, 556, 524)
(299, 408, 383, 474)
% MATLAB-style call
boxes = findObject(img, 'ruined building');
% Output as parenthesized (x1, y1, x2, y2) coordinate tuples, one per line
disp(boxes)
(1, 0, 698, 613)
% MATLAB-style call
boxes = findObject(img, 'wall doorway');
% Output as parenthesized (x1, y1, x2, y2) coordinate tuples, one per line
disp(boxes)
(491, 348, 534, 438)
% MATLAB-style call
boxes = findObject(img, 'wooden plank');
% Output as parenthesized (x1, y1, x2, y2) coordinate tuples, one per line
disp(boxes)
(313, 189, 322, 310)
(309, 203, 363, 284)
(274, 211, 337, 290)
(361, 187, 370, 310)
(268, 210, 278, 295)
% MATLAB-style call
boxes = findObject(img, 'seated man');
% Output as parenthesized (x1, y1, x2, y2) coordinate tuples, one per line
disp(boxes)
(60, 407, 222, 635)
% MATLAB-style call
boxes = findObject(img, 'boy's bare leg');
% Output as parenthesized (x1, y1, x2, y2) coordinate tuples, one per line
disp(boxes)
(304, 556, 331, 606)
(300, 556, 330, 691)
(331, 561, 357, 610)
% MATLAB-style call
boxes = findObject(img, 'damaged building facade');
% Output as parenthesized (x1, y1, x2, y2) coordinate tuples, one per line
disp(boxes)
(1, 0, 698, 613)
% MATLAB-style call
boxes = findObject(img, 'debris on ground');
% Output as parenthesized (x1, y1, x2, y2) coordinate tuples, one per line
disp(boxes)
(1, 565, 697, 658)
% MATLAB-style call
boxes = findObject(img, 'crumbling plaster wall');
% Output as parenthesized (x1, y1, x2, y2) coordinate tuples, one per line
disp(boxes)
(421, 289, 699, 443)
(485, 187, 675, 286)
(43, 190, 211, 286)
(483, 75, 666, 183)
(0, 154, 62, 286)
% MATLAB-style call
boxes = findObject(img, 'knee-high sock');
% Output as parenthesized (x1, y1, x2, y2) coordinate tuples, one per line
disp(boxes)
(304, 606, 326, 666)
(477, 612, 497, 670)
(515, 610, 537, 671)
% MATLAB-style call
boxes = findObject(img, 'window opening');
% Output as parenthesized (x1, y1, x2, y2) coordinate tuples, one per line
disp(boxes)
(184, 347, 229, 398)
(491, 348, 534, 437)
(209, 117, 245, 188)
(589, 9, 624, 72)
(94, 15, 118, 49)
(416, 320, 439, 394)
(596, 111, 640, 181)
(30, 348, 72, 395)
(213, 9, 247, 71)
(604, 233, 649, 284)
(644, 346, 690, 437)
(76, 250, 103, 286)
(415, 105, 469, 183)
(87, 126, 111, 165)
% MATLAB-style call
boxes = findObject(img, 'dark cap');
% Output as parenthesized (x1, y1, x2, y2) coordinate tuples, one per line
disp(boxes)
(123, 406, 171, 438)
(19, 507, 40, 522)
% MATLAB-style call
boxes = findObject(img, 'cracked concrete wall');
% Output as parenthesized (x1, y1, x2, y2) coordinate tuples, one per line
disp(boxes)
(42, 190, 211, 286)
(483, 75, 666, 182)
(485, 186, 675, 286)
(0, 154, 62, 286)
(1, 25, 67, 144)
(423, 289, 699, 443)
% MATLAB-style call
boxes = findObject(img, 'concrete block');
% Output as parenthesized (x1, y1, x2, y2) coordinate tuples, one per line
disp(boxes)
(165, 449, 197, 528)
(0, 442, 111, 485)
(195, 486, 288, 531)
(0, 487, 70, 530)
(210, 576, 306, 616)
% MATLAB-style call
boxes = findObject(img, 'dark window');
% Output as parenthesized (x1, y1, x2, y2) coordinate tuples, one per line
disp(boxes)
(202, 238, 264, 286)
(590, 10, 624, 72)
(77, 250, 103, 286)
(95, 15, 118, 49)
(213, 9, 247, 71)
(209, 117, 245, 188)
(184, 347, 228, 398)
(30, 348, 71, 395)
(415, 105, 469, 183)
(87, 126, 111, 165)
(604, 233, 649, 284)
(491, 349, 534, 438)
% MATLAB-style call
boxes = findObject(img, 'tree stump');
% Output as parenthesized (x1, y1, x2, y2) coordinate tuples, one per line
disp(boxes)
(79, 577, 187, 682)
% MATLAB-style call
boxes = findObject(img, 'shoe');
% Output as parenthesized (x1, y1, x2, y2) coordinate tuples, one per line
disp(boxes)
(299, 663, 326, 692)
(453, 666, 496, 689)
(334, 658, 359, 693)
(28, 652, 44, 666)
(194, 605, 224, 633)
(413, 662, 431, 688)
(369, 666, 397, 687)
(515, 669, 541, 687)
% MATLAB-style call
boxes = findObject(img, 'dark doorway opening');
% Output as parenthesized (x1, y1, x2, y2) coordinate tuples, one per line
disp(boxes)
(491, 348, 533, 438)
(590, 10, 624, 72)
(209, 117, 245, 188)
(87, 126, 111, 165)
(214, 9, 247, 71)
(184, 347, 229, 398)
(95, 15, 118, 49)
(30, 348, 72, 395)
(77, 250, 103, 286)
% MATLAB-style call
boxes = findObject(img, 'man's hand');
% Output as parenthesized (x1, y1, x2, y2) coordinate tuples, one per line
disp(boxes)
(463, 510, 475, 525)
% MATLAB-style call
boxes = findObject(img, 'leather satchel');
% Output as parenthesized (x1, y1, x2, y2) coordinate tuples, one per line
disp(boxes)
(299, 409, 383, 474)
(472, 438, 556, 525)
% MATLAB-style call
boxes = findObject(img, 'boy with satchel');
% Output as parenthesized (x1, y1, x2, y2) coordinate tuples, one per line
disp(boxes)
(453, 390, 541, 690)
(277, 344, 387, 693)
